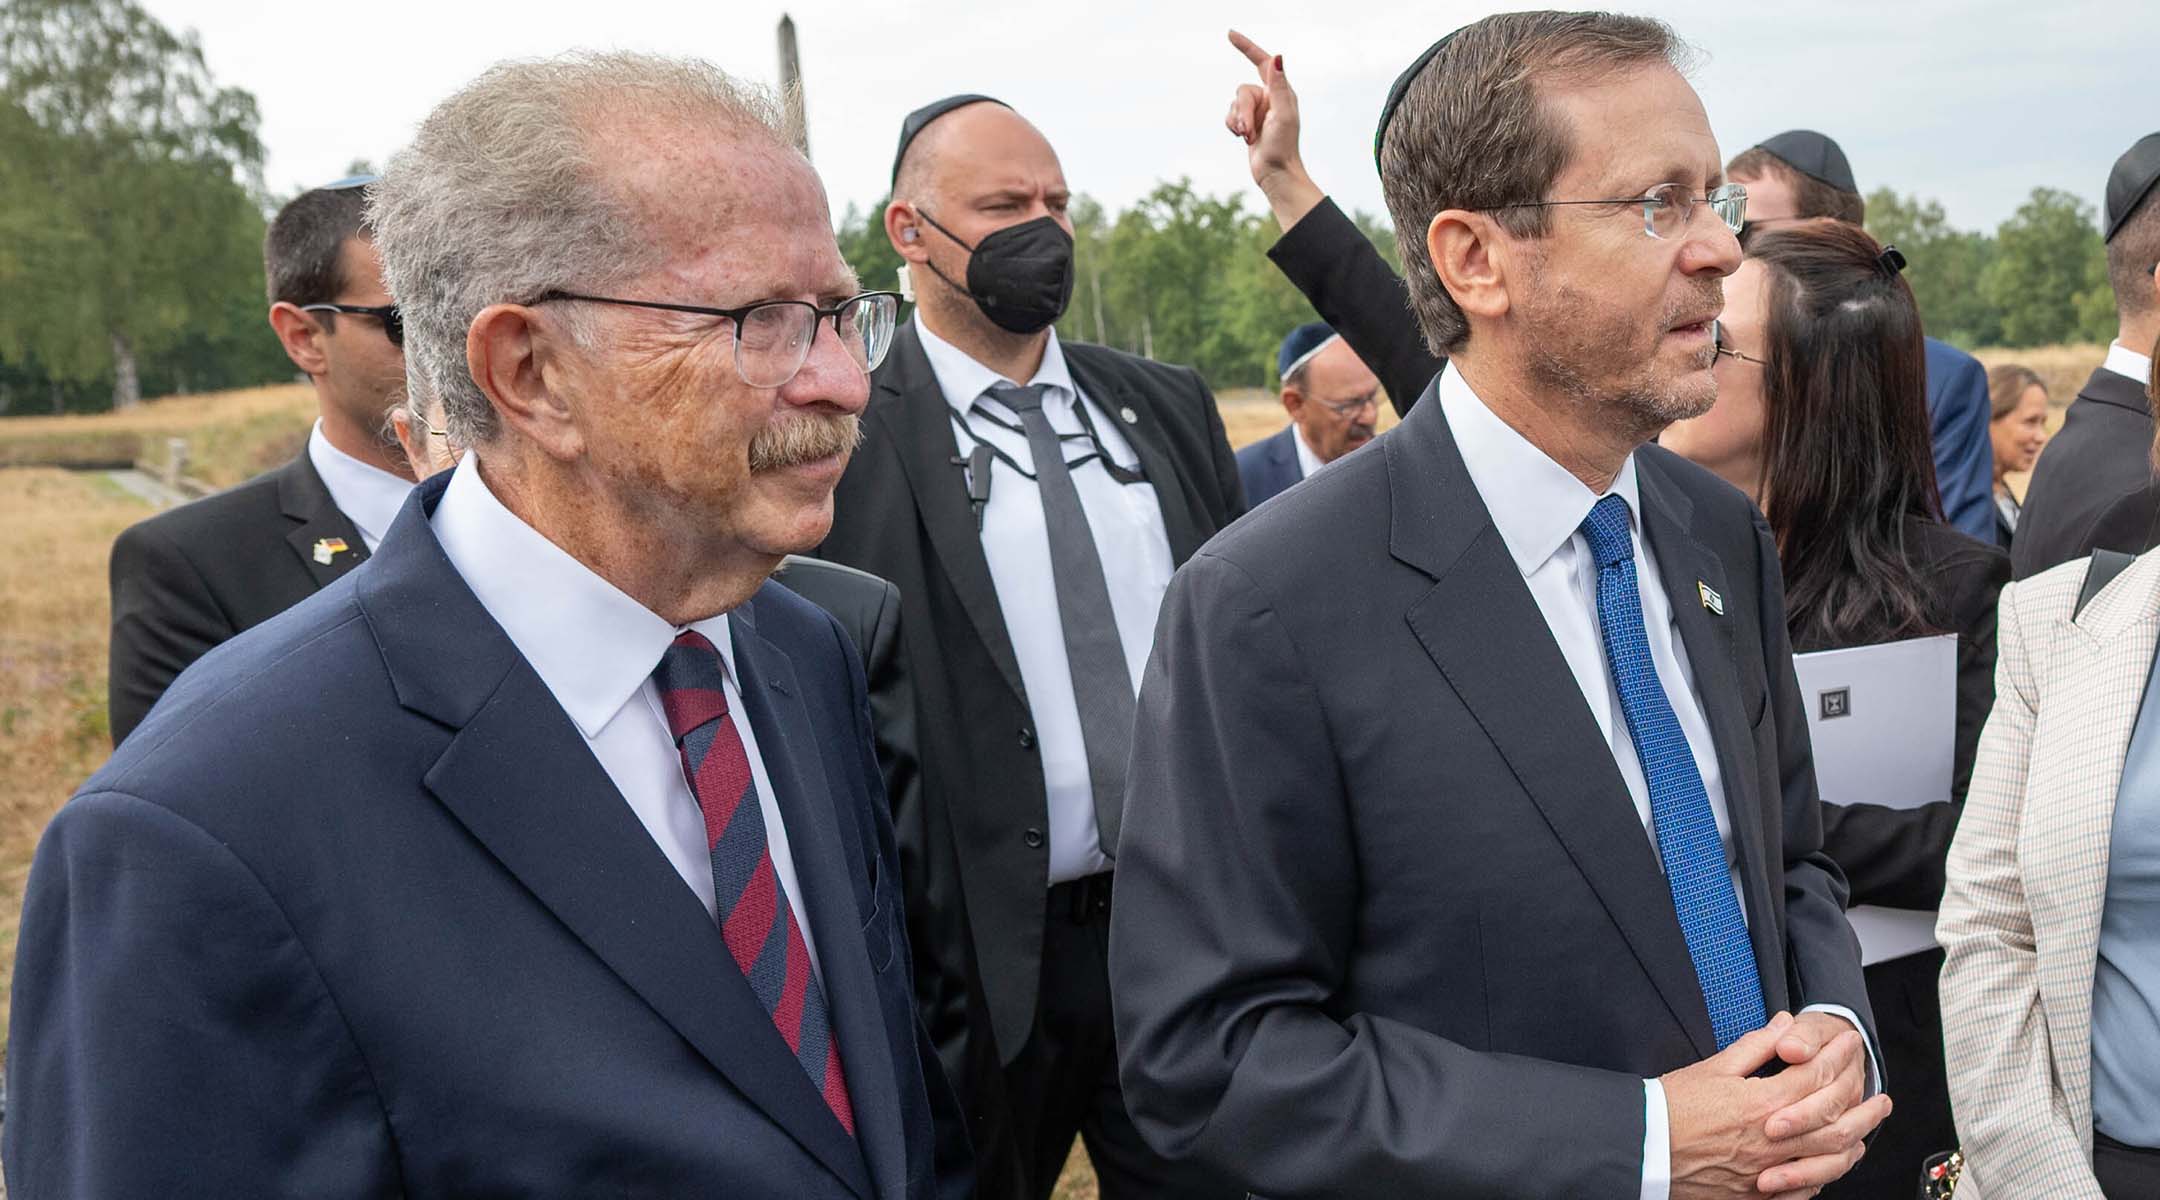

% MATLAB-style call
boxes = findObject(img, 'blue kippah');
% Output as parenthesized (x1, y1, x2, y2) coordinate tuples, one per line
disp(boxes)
(1277, 321, 1338, 380)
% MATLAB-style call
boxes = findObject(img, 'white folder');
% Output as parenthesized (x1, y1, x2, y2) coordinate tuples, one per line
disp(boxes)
(1791, 634, 1957, 965)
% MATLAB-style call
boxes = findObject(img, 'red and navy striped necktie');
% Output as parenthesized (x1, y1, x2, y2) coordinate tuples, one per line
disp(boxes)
(653, 629, 855, 1136)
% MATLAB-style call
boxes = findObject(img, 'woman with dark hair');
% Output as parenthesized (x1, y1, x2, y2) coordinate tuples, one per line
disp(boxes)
(1986, 364, 2050, 546)
(1661, 217, 2011, 1198)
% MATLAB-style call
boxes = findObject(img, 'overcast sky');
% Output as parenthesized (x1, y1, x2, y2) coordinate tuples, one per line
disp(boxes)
(149, 0, 2156, 242)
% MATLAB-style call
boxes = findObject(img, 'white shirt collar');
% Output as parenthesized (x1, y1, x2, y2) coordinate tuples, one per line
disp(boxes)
(1291, 422, 1329, 479)
(307, 419, 414, 552)
(428, 454, 736, 738)
(915, 313, 1079, 415)
(1436, 362, 1644, 576)
(2105, 340, 2154, 389)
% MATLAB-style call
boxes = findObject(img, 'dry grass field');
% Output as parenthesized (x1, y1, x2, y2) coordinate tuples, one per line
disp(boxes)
(0, 351, 2099, 1193)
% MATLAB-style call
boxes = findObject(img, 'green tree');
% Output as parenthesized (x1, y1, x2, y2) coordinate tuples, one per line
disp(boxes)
(1865, 188, 2000, 348)
(1978, 187, 2108, 348)
(0, 0, 268, 409)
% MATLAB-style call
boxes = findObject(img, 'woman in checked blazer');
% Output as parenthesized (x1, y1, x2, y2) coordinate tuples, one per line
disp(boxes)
(1938, 349, 2160, 1199)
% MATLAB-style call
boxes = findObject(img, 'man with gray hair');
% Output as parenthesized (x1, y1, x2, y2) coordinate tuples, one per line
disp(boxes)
(1112, 13, 1886, 1198)
(7, 52, 969, 1199)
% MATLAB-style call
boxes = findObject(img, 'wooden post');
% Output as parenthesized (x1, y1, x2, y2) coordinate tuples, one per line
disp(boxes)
(164, 437, 188, 495)
(777, 15, 810, 159)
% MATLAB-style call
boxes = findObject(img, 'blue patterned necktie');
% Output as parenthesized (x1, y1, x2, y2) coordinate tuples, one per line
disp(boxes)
(1579, 494, 1767, 1049)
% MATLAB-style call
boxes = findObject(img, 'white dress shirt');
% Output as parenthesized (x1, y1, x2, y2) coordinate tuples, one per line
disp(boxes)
(1439, 365, 1873, 1199)
(1290, 422, 1329, 481)
(914, 316, 1175, 884)
(307, 419, 413, 552)
(429, 454, 820, 978)
(2104, 339, 2154, 388)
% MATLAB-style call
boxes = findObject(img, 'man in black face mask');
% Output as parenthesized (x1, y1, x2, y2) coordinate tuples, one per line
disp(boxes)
(817, 95, 1245, 1200)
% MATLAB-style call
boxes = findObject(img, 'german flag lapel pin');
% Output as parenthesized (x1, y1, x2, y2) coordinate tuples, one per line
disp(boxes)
(313, 537, 351, 566)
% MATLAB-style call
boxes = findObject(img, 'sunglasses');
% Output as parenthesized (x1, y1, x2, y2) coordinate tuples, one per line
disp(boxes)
(301, 302, 403, 347)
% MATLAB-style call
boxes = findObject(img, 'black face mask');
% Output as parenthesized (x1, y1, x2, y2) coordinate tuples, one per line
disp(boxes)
(915, 209, 1075, 334)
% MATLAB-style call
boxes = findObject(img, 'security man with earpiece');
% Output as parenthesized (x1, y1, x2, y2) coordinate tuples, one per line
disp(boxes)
(815, 95, 1246, 1200)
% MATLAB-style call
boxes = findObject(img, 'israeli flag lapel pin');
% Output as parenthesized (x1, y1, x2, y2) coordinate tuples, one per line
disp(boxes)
(1697, 581, 1724, 616)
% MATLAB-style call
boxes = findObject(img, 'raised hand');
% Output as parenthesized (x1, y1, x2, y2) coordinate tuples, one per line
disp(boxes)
(1225, 29, 1323, 232)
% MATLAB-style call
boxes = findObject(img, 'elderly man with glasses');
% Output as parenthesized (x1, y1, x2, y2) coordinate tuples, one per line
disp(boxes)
(1237, 321, 1383, 508)
(8, 52, 970, 1200)
(105, 173, 416, 745)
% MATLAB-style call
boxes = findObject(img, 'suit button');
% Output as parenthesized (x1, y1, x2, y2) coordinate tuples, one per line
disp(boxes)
(1023, 828, 1045, 849)
(1018, 726, 1035, 749)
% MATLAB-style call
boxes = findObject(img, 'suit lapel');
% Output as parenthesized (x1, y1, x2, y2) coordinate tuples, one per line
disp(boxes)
(876, 324, 1029, 704)
(1064, 346, 1208, 564)
(1636, 462, 1785, 1015)
(364, 481, 872, 1199)
(2032, 556, 2160, 1072)
(1389, 392, 1720, 1056)
(278, 451, 371, 588)
(732, 595, 904, 1200)
(1271, 426, 1303, 485)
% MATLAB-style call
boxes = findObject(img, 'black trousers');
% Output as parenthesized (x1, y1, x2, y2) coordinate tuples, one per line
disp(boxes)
(992, 873, 1238, 1200)
(1822, 949, 1957, 1200)
(2096, 1130, 2160, 1199)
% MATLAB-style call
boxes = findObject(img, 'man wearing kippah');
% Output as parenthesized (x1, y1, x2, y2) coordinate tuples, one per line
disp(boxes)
(1236, 322, 1381, 507)
(818, 94, 1245, 1199)
(2011, 130, 2160, 577)
(1125, 13, 1886, 1197)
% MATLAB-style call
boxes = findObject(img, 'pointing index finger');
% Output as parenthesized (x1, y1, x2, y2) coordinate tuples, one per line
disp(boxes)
(1228, 29, 1273, 73)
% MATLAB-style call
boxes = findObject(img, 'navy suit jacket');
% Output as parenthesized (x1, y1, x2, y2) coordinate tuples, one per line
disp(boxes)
(1112, 379, 1873, 1196)
(7, 474, 970, 1200)
(1234, 425, 1304, 509)
(1924, 338, 1997, 544)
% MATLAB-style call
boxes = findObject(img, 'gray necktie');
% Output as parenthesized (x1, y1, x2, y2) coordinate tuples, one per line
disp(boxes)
(987, 382, 1133, 858)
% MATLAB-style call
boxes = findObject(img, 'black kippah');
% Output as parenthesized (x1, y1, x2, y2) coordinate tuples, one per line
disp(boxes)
(1752, 129, 1858, 195)
(2105, 131, 2160, 243)
(1373, 29, 1462, 172)
(892, 94, 1008, 186)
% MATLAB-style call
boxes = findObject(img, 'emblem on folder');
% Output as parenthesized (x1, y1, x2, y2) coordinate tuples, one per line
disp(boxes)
(1697, 581, 1724, 615)
(313, 537, 350, 565)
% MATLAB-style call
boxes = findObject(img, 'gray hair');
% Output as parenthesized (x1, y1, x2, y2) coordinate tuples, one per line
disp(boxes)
(368, 51, 790, 445)
(1379, 12, 1688, 355)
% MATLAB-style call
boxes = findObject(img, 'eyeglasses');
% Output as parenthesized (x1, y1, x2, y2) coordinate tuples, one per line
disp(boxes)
(1711, 319, 1765, 366)
(1312, 392, 1381, 420)
(302, 302, 403, 346)
(529, 290, 901, 389)
(1485, 182, 1747, 241)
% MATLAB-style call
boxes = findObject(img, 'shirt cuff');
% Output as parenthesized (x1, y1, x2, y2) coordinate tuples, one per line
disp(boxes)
(1641, 1077, 1670, 1200)
(1800, 1003, 1883, 1097)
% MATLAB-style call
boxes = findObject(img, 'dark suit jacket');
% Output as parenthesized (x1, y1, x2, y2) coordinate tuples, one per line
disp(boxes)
(2012, 367, 2156, 579)
(1813, 519, 2009, 910)
(108, 449, 372, 745)
(1109, 379, 1874, 1197)
(1266, 197, 1442, 415)
(817, 321, 1245, 1080)
(9, 476, 969, 1200)
(1923, 339, 1998, 544)
(1234, 424, 1303, 508)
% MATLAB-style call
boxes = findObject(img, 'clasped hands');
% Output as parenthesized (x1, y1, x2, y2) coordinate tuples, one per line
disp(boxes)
(1663, 1010, 1892, 1199)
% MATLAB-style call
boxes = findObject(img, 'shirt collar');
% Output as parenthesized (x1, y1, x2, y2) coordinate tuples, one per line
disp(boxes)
(2104, 340, 2154, 389)
(1291, 422, 1329, 479)
(307, 419, 414, 549)
(428, 453, 737, 738)
(915, 313, 1078, 415)
(1436, 362, 1643, 576)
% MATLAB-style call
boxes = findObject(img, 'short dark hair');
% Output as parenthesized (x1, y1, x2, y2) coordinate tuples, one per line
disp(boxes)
(2107, 188, 2160, 320)
(1378, 11, 1686, 355)
(1724, 147, 1866, 226)
(1747, 219, 1942, 649)
(264, 185, 370, 307)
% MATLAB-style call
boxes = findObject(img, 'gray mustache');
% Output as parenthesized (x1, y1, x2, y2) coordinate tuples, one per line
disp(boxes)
(748, 412, 864, 472)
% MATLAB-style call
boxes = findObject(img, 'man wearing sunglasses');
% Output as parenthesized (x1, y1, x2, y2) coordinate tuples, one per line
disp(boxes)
(12, 53, 969, 1198)
(106, 176, 416, 744)
(1237, 321, 1383, 508)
